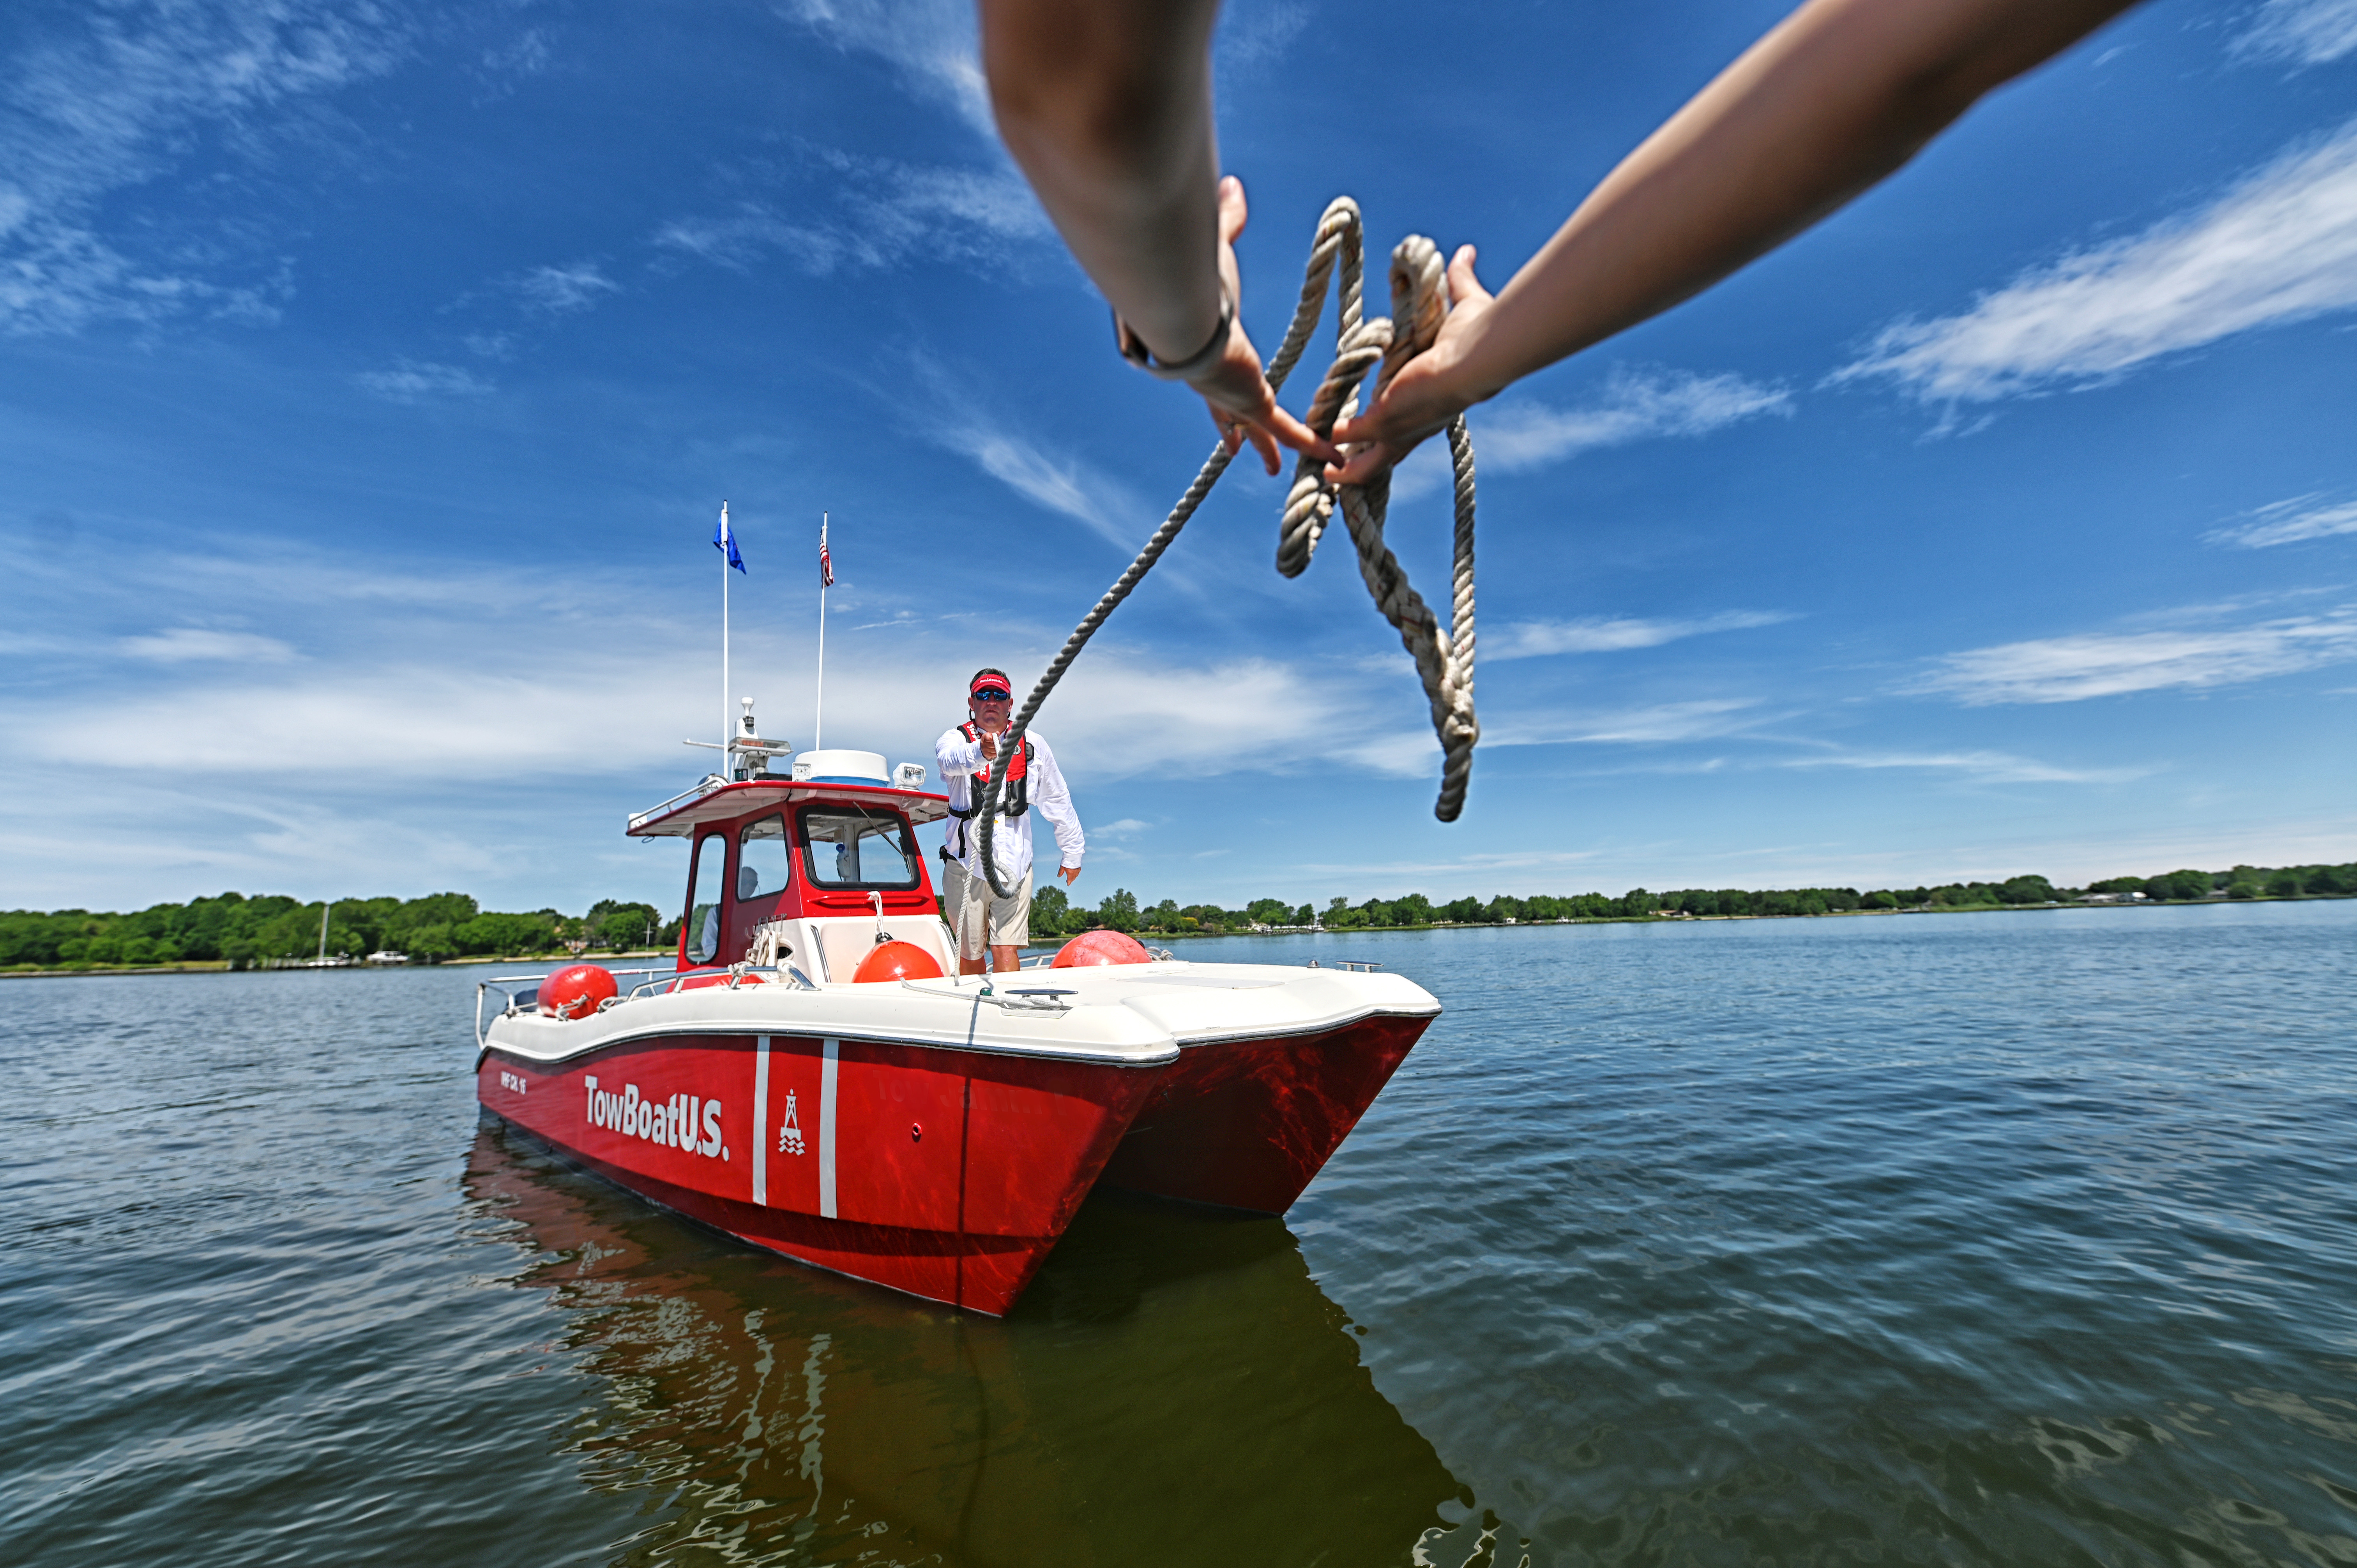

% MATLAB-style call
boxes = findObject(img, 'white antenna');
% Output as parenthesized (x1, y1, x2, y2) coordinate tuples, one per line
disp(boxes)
(317, 901, 331, 963)
(720, 500, 731, 763)
(815, 509, 830, 750)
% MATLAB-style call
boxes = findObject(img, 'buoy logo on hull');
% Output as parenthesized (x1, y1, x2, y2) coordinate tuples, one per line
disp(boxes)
(585, 1075, 728, 1160)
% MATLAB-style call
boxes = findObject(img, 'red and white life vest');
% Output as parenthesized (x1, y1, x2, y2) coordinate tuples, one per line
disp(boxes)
(945, 722, 1030, 857)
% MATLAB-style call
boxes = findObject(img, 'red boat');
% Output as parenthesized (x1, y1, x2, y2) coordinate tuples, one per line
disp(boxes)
(473, 733, 1439, 1315)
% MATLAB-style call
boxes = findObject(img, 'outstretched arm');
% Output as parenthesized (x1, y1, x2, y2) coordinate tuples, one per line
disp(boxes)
(1026, 740, 1088, 879)
(1330, 0, 2143, 480)
(979, 0, 1339, 474)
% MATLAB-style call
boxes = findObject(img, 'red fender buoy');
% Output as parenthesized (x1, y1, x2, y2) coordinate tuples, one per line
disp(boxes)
(1051, 930, 1154, 967)
(854, 940, 945, 984)
(539, 963, 618, 1019)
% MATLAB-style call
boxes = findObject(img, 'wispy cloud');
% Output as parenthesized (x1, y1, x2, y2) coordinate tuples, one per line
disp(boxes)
(656, 156, 1046, 276)
(478, 25, 555, 87)
(1835, 118, 2357, 403)
(0, 1, 409, 335)
(1219, 2, 1313, 71)
(1485, 610, 1796, 661)
(1774, 747, 2149, 785)
(1917, 606, 2357, 704)
(901, 355, 1149, 549)
(1483, 699, 1770, 747)
(118, 628, 297, 664)
(351, 360, 494, 403)
(0, 224, 283, 337)
(1390, 366, 1790, 499)
(2234, 0, 2357, 65)
(935, 418, 1149, 551)
(1482, 368, 1794, 468)
(26, 667, 663, 779)
(776, 0, 990, 136)
(514, 262, 620, 316)
(2205, 494, 2357, 549)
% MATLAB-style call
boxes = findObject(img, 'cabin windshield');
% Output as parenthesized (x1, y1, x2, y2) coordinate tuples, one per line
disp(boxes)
(799, 804, 921, 891)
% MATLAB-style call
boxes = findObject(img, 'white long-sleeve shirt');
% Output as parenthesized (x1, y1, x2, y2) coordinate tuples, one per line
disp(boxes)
(935, 724, 1084, 885)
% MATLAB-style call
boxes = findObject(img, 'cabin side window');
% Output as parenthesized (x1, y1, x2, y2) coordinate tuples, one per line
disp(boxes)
(798, 805, 921, 891)
(738, 815, 793, 911)
(685, 834, 729, 964)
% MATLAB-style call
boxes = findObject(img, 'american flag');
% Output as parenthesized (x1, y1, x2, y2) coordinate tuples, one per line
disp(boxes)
(819, 516, 834, 588)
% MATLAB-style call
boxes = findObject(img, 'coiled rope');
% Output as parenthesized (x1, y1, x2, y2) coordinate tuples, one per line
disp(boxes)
(976, 197, 1480, 899)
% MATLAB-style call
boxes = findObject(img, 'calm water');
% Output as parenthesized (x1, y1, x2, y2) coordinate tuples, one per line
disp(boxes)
(5, 901, 2355, 1566)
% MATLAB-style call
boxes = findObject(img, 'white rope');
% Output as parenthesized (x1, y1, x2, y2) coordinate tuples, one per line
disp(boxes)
(977, 198, 1480, 897)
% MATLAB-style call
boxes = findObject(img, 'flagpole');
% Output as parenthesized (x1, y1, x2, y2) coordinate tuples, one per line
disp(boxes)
(721, 500, 731, 766)
(815, 510, 828, 751)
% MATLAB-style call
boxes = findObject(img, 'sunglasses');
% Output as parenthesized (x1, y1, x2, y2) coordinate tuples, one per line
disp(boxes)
(972, 688, 1012, 703)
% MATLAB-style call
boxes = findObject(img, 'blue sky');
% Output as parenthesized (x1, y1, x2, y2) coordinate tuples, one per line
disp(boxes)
(3, 0, 2354, 917)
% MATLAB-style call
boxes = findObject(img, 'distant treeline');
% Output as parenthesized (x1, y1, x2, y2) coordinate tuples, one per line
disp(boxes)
(1029, 860, 2357, 937)
(0, 892, 677, 971)
(7, 860, 2350, 971)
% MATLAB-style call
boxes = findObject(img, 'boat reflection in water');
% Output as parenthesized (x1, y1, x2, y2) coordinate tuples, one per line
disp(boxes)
(464, 1123, 1472, 1566)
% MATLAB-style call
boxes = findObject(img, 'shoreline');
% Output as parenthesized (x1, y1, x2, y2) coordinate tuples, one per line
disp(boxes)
(5, 895, 2346, 978)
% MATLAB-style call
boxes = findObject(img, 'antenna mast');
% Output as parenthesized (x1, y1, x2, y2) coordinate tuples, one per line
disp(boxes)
(720, 500, 731, 765)
(815, 509, 829, 750)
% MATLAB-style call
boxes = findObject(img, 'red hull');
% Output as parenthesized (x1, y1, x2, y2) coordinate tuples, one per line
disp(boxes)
(1094, 1014, 1430, 1212)
(479, 1035, 1160, 1314)
(479, 1012, 1430, 1311)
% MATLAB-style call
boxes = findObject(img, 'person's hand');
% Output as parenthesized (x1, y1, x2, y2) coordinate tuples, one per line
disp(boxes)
(979, 732, 999, 760)
(1058, 865, 1082, 886)
(1187, 177, 1343, 477)
(1328, 244, 1498, 486)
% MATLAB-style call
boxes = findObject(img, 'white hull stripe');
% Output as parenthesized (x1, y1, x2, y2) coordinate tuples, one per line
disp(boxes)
(819, 1037, 839, 1219)
(753, 1035, 770, 1208)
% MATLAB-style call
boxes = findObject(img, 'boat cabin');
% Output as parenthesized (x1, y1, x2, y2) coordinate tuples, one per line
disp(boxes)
(629, 744, 953, 984)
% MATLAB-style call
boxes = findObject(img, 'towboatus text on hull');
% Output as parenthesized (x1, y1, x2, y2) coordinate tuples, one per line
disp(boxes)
(473, 721, 1440, 1315)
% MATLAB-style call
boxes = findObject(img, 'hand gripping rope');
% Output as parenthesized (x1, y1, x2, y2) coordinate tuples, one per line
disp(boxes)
(977, 198, 1480, 899)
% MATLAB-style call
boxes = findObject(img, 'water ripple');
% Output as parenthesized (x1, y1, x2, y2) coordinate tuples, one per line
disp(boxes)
(3, 900, 2352, 1566)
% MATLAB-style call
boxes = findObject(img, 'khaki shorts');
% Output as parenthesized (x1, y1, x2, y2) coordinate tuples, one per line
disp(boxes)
(940, 857, 1032, 957)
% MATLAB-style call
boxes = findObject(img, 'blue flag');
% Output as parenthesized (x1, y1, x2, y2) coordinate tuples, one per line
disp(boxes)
(714, 501, 746, 573)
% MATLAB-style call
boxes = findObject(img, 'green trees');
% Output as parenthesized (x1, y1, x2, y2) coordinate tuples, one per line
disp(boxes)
(1998, 875, 2057, 904)
(1029, 884, 1070, 936)
(0, 887, 662, 969)
(2150, 869, 2215, 902)
(586, 900, 664, 951)
(7, 858, 2353, 972)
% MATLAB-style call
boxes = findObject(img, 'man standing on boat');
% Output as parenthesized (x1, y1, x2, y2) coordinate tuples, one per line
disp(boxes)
(937, 669, 1086, 974)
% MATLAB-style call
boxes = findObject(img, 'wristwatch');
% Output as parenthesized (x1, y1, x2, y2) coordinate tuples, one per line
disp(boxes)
(1113, 285, 1235, 381)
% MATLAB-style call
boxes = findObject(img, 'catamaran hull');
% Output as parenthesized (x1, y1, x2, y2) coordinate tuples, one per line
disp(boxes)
(474, 957, 1442, 1314)
(478, 1034, 1163, 1315)
(1094, 1013, 1431, 1212)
